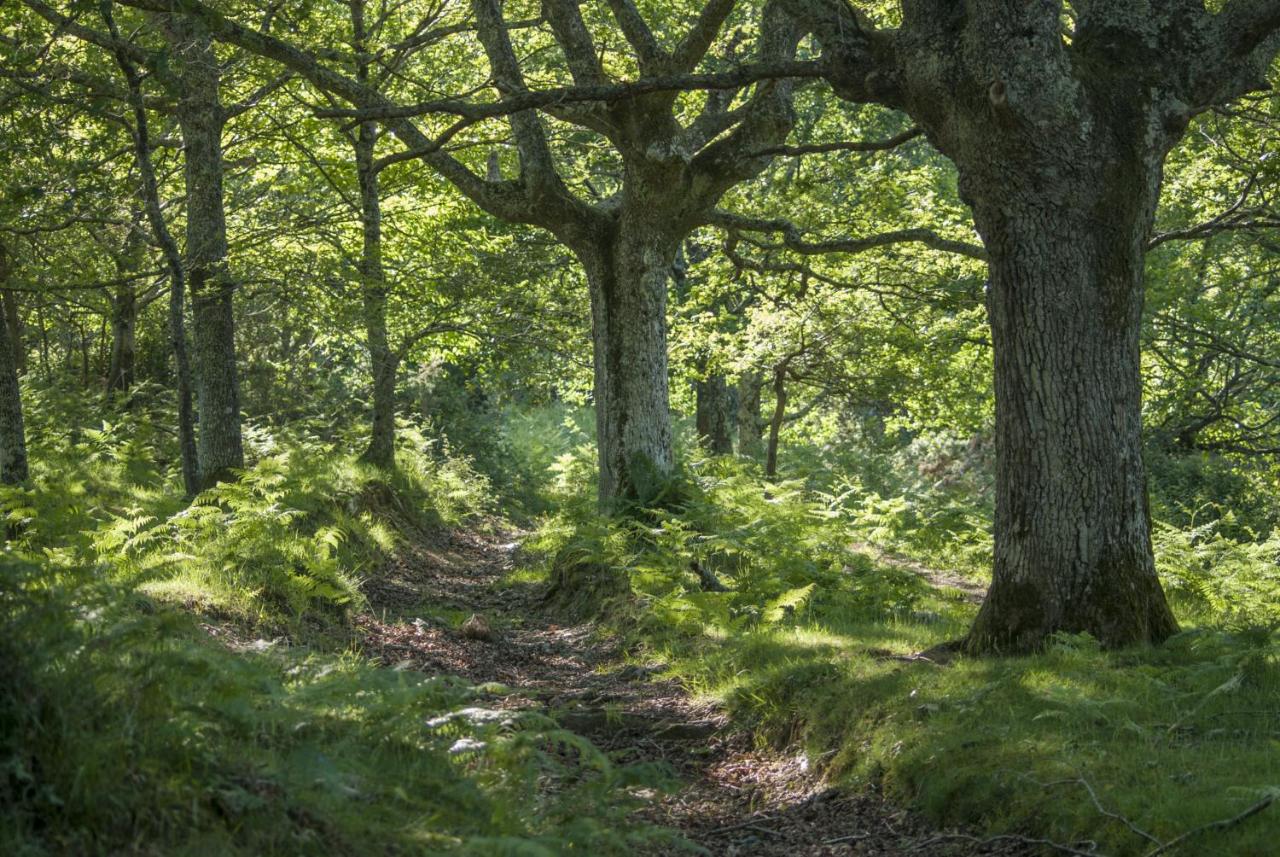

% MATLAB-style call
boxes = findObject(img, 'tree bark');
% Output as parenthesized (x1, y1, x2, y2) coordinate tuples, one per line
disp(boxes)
(0, 243, 29, 484)
(355, 125, 397, 470)
(765, 361, 789, 479)
(350, 0, 396, 470)
(737, 371, 764, 457)
(963, 184, 1179, 653)
(166, 14, 243, 490)
(106, 218, 143, 396)
(695, 372, 734, 455)
(1, 288, 24, 376)
(577, 214, 677, 507)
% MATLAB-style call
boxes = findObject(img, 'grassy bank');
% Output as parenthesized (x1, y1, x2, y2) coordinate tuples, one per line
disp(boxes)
(524, 454, 1280, 856)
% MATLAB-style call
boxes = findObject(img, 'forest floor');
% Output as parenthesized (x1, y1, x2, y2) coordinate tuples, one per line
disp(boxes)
(352, 526, 1039, 856)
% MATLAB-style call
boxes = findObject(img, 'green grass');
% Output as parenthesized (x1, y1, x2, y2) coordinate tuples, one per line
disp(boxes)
(523, 454, 1280, 856)
(1, 562, 677, 856)
(1, 393, 677, 856)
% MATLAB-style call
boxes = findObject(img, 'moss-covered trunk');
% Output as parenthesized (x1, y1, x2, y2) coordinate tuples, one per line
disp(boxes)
(578, 212, 676, 508)
(167, 14, 243, 490)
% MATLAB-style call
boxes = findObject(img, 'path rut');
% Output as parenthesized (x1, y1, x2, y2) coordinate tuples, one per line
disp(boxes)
(356, 527, 1037, 856)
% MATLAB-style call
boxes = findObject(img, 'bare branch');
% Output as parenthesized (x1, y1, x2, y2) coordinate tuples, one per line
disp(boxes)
(312, 60, 827, 121)
(709, 210, 988, 261)
(752, 126, 922, 157)
(470, 0, 573, 208)
(671, 0, 739, 74)
(224, 73, 294, 120)
(541, 0, 606, 85)
(604, 0, 666, 72)
(1148, 165, 1280, 249)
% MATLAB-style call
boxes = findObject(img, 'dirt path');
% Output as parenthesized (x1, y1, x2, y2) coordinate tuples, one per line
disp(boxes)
(356, 528, 1033, 856)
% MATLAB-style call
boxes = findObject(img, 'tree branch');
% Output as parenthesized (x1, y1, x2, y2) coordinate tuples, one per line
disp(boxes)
(312, 60, 828, 121)
(751, 126, 922, 157)
(671, 0, 739, 74)
(112, 0, 535, 227)
(604, 0, 665, 72)
(541, 0, 606, 86)
(709, 210, 988, 261)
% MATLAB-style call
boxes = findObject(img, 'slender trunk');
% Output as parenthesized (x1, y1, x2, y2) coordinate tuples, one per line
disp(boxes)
(0, 244, 29, 483)
(106, 284, 137, 394)
(737, 372, 764, 457)
(82, 325, 92, 387)
(107, 7, 199, 495)
(107, 282, 138, 397)
(578, 216, 676, 507)
(2, 288, 23, 376)
(963, 180, 1178, 653)
(107, 215, 144, 396)
(350, 5, 396, 469)
(695, 372, 733, 455)
(36, 303, 49, 380)
(765, 362, 788, 479)
(356, 132, 397, 469)
(167, 15, 243, 489)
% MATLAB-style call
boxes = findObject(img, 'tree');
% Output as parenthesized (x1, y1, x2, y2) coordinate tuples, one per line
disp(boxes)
(113, 0, 810, 508)
(780, 0, 1280, 652)
(0, 241, 29, 483)
(101, 2, 201, 494)
(159, 11, 244, 488)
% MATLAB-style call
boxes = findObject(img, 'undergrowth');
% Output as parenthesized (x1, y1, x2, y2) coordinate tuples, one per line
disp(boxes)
(0, 559, 675, 856)
(524, 445, 1280, 856)
(1, 390, 676, 855)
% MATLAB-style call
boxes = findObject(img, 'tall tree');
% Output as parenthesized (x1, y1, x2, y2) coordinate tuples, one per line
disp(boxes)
(105, 210, 144, 395)
(161, 10, 244, 488)
(114, 0, 807, 508)
(0, 241, 29, 484)
(101, 2, 201, 495)
(780, 0, 1280, 651)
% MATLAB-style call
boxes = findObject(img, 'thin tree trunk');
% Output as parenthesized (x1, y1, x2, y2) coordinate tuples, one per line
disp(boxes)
(106, 218, 143, 396)
(351, 1, 396, 469)
(357, 136, 397, 469)
(0, 243, 29, 483)
(166, 14, 243, 489)
(36, 302, 49, 380)
(82, 324, 92, 387)
(765, 362, 789, 479)
(106, 283, 137, 394)
(105, 5, 199, 496)
(578, 217, 676, 507)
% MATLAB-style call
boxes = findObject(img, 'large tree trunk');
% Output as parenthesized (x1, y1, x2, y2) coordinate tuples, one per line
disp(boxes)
(0, 243, 29, 483)
(962, 161, 1179, 653)
(695, 372, 734, 455)
(2, 288, 24, 376)
(578, 215, 676, 507)
(168, 15, 243, 490)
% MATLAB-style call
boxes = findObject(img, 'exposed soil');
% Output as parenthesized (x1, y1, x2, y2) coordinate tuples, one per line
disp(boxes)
(354, 527, 1038, 856)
